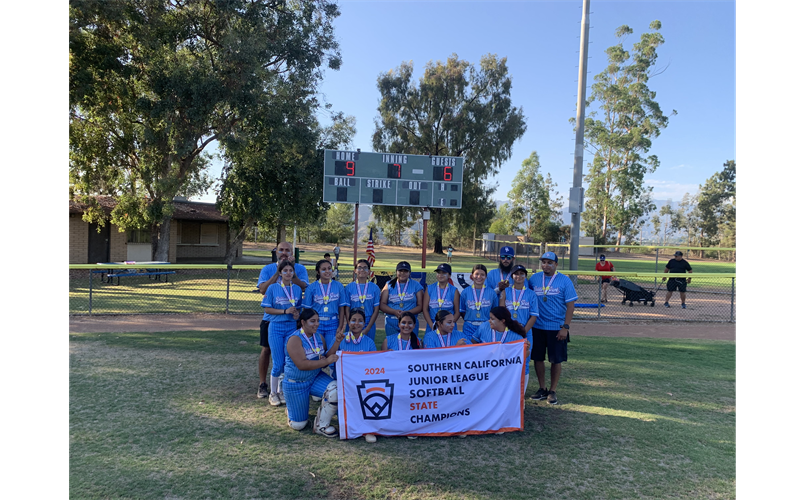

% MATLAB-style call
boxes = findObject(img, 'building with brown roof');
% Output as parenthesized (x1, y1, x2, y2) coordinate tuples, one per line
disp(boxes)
(69, 196, 243, 264)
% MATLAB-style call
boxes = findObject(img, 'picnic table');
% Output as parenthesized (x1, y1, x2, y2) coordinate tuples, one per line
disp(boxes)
(95, 261, 175, 285)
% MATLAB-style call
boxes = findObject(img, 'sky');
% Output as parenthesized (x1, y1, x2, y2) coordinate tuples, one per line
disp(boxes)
(195, 0, 736, 207)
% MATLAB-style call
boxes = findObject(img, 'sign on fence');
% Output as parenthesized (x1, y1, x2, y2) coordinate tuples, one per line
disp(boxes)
(336, 340, 526, 439)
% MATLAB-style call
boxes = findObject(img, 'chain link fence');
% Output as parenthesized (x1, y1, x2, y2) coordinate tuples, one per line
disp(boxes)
(70, 265, 735, 323)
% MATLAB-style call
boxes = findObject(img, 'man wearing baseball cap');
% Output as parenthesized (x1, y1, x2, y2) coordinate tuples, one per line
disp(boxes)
(662, 251, 693, 309)
(527, 251, 577, 405)
(486, 245, 517, 296)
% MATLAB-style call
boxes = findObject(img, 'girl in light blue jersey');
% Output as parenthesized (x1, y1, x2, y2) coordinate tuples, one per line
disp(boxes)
(338, 308, 381, 442)
(261, 260, 303, 406)
(474, 306, 532, 396)
(379, 261, 424, 338)
(381, 312, 422, 351)
(423, 263, 460, 334)
(499, 265, 539, 332)
(283, 309, 344, 437)
(423, 310, 468, 348)
(345, 259, 382, 340)
(459, 264, 498, 344)
(301, 259, 348, 374)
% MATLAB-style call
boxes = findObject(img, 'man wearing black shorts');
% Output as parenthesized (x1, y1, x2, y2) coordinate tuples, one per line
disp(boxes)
(662, 251, 693, 309)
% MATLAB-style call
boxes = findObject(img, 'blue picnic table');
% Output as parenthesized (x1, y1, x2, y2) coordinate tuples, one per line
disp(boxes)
(94, 261, 175, 285)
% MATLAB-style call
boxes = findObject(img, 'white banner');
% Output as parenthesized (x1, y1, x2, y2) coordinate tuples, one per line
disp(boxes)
(336, 340, 526, 439)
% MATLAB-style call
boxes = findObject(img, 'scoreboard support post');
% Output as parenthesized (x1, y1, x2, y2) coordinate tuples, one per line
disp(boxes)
(353, 203, 359, 269)
(421, 209, 430, 269)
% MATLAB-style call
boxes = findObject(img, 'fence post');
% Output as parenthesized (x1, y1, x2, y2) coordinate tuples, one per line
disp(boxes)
(654, 249, 659, 287)
(89, 270, 93, 315)
(730, 277, 735, 323)
(226, 265, 232, 315)
(597, 277, 601, 319)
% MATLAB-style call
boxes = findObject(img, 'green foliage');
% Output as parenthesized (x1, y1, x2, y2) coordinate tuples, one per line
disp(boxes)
(488, 203, 519, 235)
(372, 54, 527, 252)
(69, 0, 342, 260)
(578, 21, 674, 245)
(310, 203, 355, 244)
(507, 151, 564, 241)
(373, 206, 417, 246)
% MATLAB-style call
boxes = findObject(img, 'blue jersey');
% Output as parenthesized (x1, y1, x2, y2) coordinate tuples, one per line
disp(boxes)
(528, 272, 578, 330)
(425, 282, 458, 324)
(284, 329, 327, 382)
(386, 279, 424, 311)
(475, 323, 532, 374)
(345, 281, 382, 336)
(502, 286, 539, 327)
(301, 280, 348, 324)
(423, 329, 467, 348)
(459, 285, 497, 342)
(261, 283, 303, 322)
(338, 334, 377, 353)
(257, 262, 309, 289)
(486, 267, 516, 291)
(385, 334, 419, 351)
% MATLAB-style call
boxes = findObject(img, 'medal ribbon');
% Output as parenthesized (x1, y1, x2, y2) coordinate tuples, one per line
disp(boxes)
(320, 280, 332, 305)
(436, 283, 449, 310)
(357, 281, 369, 304)
(396, 280, 410, 307)
(496, 328, 509, 343)
(511, 286, 525, 311)
(437, 331, 451, 348)
(398, 334, 412, 350)
(299, 328, 322, 356)
(541, 273, 558, 300)
(471, 285, 484, 311)
(281, 284, 297, 307)
(348, 330, 363, 345)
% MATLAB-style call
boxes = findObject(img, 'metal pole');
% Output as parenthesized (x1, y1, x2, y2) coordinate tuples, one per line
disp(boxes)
(421, 213, 428, 269)
(730, 277, 735, 322)
(655, 248, 659, 287)
(226, 265, 231, 314)
(89, 270, 93, 315)
(569, 0, 591, 272)
(353, 203, 359, 268)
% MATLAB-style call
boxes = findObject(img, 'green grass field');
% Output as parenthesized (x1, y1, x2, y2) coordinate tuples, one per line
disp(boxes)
(70, 330, 735, 499)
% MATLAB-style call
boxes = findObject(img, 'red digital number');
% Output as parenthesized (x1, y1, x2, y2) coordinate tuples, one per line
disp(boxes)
(346, 161, 355, 176)
(395, 163, 401, 178)
(444, 166, 452, 181)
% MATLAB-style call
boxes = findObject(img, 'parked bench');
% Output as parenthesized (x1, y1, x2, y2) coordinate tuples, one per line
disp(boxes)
(106, 271, 176, 285)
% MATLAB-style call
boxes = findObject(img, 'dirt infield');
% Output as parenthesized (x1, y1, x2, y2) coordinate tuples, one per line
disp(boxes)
(69, 314, 735, 341)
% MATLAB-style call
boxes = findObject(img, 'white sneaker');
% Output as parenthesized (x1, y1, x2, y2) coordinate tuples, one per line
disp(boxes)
(268, 392, 282, 406)
(311, 395, 322, 402)
(364, 434, 377, 443)
(278, 392, 286, 404)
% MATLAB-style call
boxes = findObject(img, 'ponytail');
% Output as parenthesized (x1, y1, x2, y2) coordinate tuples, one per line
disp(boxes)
(490, 306, 526, 338)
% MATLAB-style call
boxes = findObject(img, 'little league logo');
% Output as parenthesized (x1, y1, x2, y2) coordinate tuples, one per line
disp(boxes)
(356, 380, 394, 420)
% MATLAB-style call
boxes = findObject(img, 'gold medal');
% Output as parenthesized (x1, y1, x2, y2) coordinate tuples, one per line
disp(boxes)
(476, 312, 481, 318)
(323, 306, 328, 312)
(438, 299, 444, 306)
(513, 313, 518, 319)
(323, 296, 329, 304)
(359, 295, 366, 303)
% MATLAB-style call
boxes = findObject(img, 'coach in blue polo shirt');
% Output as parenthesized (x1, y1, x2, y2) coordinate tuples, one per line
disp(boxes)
(486, 245, 517, 296)
(528, 251, 577, 405)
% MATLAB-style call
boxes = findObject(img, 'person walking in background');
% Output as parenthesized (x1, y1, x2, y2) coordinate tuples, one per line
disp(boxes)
(528, 252, 577, 405)
(662, 251, 693, 309)
(460, 264, 498, 344)
(379, 261, 424, 338)
(595, 254, 616, 303)
(486, 246, 517, 297)
(446, 245, 454, 264)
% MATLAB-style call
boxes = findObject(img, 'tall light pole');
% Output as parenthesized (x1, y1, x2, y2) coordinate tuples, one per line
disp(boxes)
(570, 0, 591, 271)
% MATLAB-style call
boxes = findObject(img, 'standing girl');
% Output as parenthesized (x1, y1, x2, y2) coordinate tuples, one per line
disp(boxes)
(261, 260, 303, 406)
(379, 261, 424, 338)
(499, 265, 539, 333)
(301, 259, 348, 375)
(422, 263, 460, 334)
(283, 309, 344, 437)
(459, 264, 498, 344)
(345, 259, 382, 340)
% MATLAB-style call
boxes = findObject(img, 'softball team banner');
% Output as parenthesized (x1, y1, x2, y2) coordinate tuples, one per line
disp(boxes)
(336, 340, 527, 439)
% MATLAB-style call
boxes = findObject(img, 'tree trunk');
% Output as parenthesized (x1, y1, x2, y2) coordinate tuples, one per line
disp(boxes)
(432, 208, 444, 254)
(154, 214, 172, 261)
(224, 220, 250, 265)
(150, 224, 160, 260)
(276, 223, 286, 245)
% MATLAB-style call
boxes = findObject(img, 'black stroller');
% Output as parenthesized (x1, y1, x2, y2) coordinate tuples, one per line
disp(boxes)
(612, 279, 659, 307)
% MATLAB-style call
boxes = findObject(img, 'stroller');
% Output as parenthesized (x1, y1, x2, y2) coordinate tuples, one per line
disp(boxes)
(612, 279, 659, 307)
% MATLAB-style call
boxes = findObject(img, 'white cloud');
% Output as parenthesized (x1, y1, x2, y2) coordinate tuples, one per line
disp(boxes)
(645, 179, 700, 203)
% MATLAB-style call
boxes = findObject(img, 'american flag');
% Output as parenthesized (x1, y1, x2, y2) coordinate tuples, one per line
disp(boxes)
(366, 228, 376, 279)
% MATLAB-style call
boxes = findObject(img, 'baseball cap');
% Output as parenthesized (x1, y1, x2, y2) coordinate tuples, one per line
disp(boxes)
(396, 261, 412, 271)
(434, 263, 452, 274)
(511, 264, 528, 275)
(674, 251, 684, 256)
(599, 254, 606, 260)
(540, 251, 558, 263)
(500, 245, 515, 257)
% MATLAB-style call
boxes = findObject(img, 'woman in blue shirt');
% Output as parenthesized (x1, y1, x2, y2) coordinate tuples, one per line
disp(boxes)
(422, 263, 460, 334)
(344, 259, 382, 340)
(261, 260, 303, 406)
(283, 308, 344, 437)
(379, 261, 424, 338)
(423, 310, 468, 348)
(459, 264, 498, 344)
(301, 259, 348, 374)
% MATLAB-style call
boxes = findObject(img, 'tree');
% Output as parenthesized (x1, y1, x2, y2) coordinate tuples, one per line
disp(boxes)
(697, 160, 736, 259)
(507, 151, 564, 242)
(372, 54, 527, 253)
(373, 206, 416, 247)
(70, 0, 342, 260)
(488, 203, 519, 236)
(651, 201, 682, 245)
(577, 21, 674, 246)
(311, 203, 355, 244)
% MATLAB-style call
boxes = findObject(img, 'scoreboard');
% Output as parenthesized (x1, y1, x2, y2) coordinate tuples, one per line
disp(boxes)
(322, 150, 463, 208)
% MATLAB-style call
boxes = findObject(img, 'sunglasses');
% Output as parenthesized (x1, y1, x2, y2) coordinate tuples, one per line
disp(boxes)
(500, 255, 514, 260)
